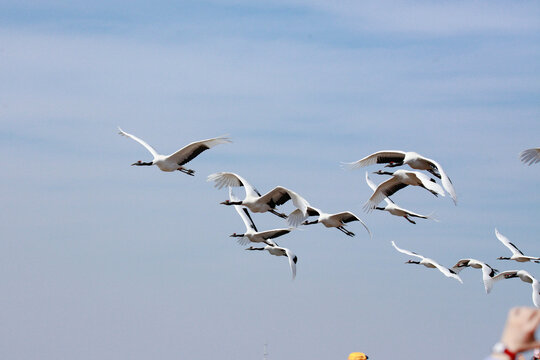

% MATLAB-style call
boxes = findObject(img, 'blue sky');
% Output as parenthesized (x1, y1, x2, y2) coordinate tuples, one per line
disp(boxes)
(1, 1, 540, 359)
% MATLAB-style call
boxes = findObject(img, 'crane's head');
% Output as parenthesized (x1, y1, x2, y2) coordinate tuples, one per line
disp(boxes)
(229, 233, 243, 238)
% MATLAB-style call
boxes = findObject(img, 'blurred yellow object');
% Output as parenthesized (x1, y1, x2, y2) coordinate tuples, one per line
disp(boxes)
(348, 352, 368, 360)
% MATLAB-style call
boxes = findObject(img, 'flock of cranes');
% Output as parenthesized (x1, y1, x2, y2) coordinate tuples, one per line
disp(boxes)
(118, 127, 540, 305)
(391, 229, 540, 303)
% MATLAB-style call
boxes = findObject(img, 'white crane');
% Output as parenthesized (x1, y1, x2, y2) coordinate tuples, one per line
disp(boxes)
(229, 188, 293, 246)
(451, 258, 498, 293)
(288, 205, 371, 239)
(345, 150, 457, 204)
(245, 244, 298, 280)
(391, 241, 463, 283)
(495, 228, 540, 263)
(491, 270, 540, 308)
(520, 148, 540, 165)
(118, 127, 231, 175)
(365, 172, 438, 224)
(363, 169, 444, 211)
(207, 172, 309, 221)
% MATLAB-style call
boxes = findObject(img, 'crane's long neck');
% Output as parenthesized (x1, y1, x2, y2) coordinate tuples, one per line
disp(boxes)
(230, 233, 244, 238)
(497, 257, 511, 260)
(374, 170, 394, 176)
(132, 161, 153, 166)
(302, 220, 319, 225)
(406, 260, 420, 264)
(222, 200, 243, 206)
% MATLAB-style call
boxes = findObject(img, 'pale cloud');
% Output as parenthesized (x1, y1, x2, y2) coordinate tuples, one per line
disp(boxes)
(256, 0, 540, 35)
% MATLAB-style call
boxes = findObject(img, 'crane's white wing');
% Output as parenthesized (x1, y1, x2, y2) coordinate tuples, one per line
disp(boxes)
(495, 228, 523, 256)
(287, 208, 306, 228)
(207, 172, 260, 198)
(284, 247, 297, 280)
(427, 258, 463, 284)
(365, 172, 393, 205)
(427, 158, 457, 205)
(391, 241, 424, 260)
(118, 127, 159, 159)
(451, 259, 497, 289)
(490, 270, 539, 304)
(167, 136, 231, 165)
(344, 150, 407, 169)
(403, 207, 439, 222)
(489, 270, 520, 294)
(480, 263, 498, 293)
(307, 206, 321, 216)
(260, 229, 292, 239)
(517, 270, 535, 284)
(450, 259, 471, 274)
(520, 148, 540, 165)
(412, 171, 445, 196)
(531, 281, 540, 308)
(230, 188, 258, 233)
(238, 229, 290, 246)
(330, 211, 372, 240)
(491, 270, 519, 282)
(484, 277, 495, 294)
(364, 177, 408, 211)
(260, 187, 309, 216)
(289, 205, 328, 228)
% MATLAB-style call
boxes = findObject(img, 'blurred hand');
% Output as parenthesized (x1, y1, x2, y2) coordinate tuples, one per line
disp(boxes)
(500, 307, 540, 354)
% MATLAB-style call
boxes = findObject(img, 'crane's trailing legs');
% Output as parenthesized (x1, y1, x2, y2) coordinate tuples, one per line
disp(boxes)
(269, 209, 287, 219)
(178, 167, 195, 176)
(337, 226, 355, 237)
(404, 216, 416, 224)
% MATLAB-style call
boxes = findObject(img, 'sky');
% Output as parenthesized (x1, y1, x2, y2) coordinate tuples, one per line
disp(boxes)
(1, 1, 540, 359)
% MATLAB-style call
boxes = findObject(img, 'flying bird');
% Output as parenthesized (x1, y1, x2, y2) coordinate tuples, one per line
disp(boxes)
(363, 169, 444, 211)
(118, 127, 231, 175)
(288, 205, 371, 239)
(520, 148, 540, 165)
(345, 150, 457, 204)
(451, 258, 498, 293)
(491, 270, 540, 308)
(495, 228, 540, 263)
(365, 172, 437, 224)
(229, 188, 293, 246)
(245, 244, 298, 280)
(391, 241, 463, 283)
(207, 172, 309, 220)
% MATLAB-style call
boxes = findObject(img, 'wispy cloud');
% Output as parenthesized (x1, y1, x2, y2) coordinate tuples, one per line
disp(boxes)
(274, 0, 540, 35)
